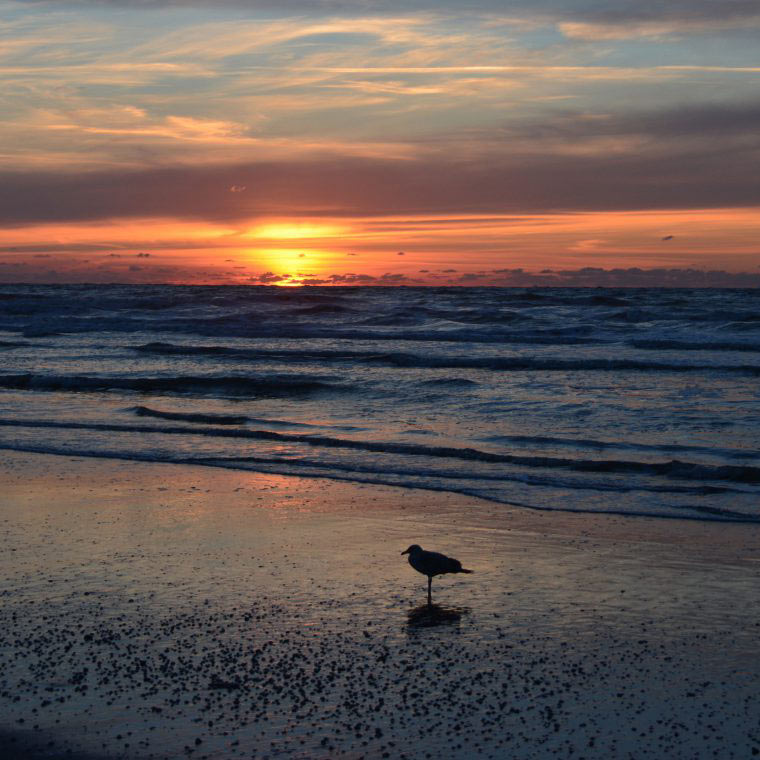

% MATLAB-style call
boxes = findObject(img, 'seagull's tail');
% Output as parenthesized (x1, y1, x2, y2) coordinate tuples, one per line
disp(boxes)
(459, 568, 473, 574)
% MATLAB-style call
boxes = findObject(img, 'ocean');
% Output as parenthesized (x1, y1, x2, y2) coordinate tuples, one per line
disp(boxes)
(1, 284, 759, 522)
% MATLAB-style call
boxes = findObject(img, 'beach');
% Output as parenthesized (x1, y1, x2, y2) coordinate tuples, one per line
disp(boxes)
(3, 0, 760, 750)
(2, 450, 758, 759)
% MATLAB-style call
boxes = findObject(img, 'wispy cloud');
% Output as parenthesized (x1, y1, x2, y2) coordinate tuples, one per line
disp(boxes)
(558, 16, 760, 41)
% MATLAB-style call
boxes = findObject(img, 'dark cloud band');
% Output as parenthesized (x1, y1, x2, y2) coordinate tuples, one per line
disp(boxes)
(1, 144, 757, 226)
(10, 0, 760, 25)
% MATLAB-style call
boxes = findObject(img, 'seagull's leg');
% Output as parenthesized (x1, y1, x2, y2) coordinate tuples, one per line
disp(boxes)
(427, 575, 432, 606)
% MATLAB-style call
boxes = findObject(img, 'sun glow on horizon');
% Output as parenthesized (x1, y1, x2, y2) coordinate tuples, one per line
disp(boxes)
(0, 207, 758, 285)
(251, 247, 331, 283)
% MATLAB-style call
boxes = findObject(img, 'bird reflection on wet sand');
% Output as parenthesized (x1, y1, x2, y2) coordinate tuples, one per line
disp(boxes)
(407, 603, 470, 628)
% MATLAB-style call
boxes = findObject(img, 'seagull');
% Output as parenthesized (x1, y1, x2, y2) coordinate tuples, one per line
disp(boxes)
(401, 544, 472, 605)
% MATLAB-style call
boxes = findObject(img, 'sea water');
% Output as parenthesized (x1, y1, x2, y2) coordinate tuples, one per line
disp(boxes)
(0, 284, 759, 522)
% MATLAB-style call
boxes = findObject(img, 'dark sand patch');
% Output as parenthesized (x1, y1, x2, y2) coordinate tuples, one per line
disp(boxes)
(0, 729, 104, 760)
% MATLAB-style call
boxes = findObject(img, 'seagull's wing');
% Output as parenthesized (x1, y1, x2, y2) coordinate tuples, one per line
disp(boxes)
(423, 550, 464, 574)
(443, 556, 464, 573)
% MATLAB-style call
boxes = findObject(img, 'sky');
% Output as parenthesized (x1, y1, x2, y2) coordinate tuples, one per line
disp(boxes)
(1, 0, 759, 286)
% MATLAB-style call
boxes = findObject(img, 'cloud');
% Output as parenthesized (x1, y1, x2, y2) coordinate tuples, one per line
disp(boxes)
(328, 273, 377, 283)
(2, 97, 759, 228)
(558, 17, 760, 40)
(11, 0, 758, 17)
(5, 254, 760, 287)
(4, 0, 758, 184)
(44, 109, 251, 143)
(530, 102, 760, 141)
(378, 272, 417, 283)
(14, 0, 760, 35)
(570, 239, 606, 252)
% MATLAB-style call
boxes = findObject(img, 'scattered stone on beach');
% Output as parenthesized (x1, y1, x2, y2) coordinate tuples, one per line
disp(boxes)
(1, 588, 757, 760)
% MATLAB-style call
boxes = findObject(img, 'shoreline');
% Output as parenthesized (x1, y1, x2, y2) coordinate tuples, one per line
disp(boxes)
(1, 450, 759, 758)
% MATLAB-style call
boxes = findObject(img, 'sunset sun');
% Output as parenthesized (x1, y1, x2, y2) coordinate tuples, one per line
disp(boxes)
(253, 247, 329, 283)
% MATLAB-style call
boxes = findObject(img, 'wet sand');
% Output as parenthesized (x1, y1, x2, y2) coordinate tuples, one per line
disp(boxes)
(1, 450, 759, 759)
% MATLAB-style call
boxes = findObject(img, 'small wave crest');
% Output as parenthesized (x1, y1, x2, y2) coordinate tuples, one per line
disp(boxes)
(130, 343, 760, 374)
(135, 342, 234, 356)
(479, 433, 759, 461)
(418, 378, 480, 387)
(631, 339, 760, 352)
(0, 373, 346, 398)
(131, 406, 248, 425)
(284, 304, 355, 316)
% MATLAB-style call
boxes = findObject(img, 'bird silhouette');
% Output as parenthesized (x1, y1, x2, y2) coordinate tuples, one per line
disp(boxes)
(401, 544, 472, 605)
